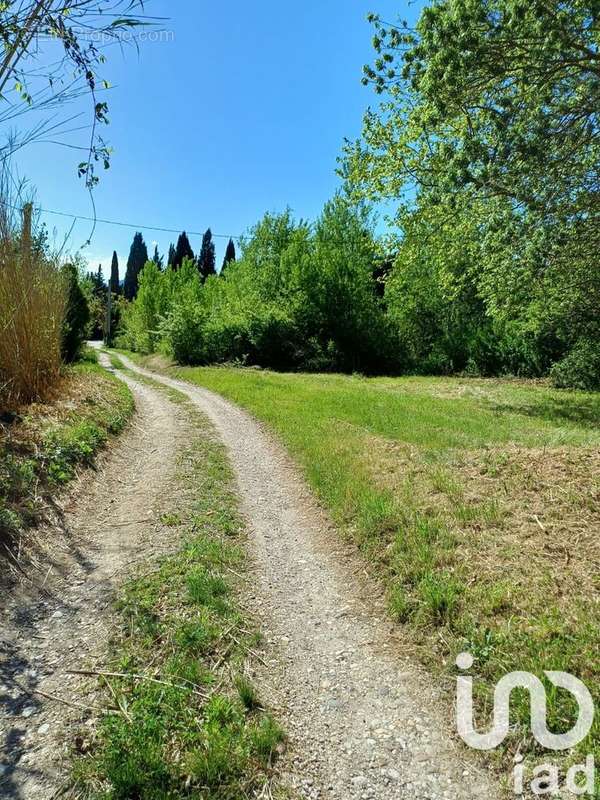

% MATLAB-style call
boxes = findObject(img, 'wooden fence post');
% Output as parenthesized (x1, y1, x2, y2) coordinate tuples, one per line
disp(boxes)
(22, 202, 32, 262)
(105, 277, 112, 346)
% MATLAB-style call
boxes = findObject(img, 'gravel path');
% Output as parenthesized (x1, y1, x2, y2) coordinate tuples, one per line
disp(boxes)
(117, 354, 501, 800)
(0, 356, 194, 799)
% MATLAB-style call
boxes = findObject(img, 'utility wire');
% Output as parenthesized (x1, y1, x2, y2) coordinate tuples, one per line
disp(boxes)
(0, 199, 243, 241)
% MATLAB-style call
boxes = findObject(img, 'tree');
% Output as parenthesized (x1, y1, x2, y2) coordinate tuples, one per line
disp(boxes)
(172, 232, 194, 270)
(198, 228, 216, 281)
(167, 243, 176, 268)
(81, 268, 106, 339)
(61, 264, 90, 362)
(221, 238, 236, 272)
(152, 244, 164, 270)
(123, 232, 148, 301)
(86, 265, 105, 298)
(311, 196, 393, 372)
(122, 261, 169, 353)
(110, 251, 120, 295)
(343, 0, 600, 384)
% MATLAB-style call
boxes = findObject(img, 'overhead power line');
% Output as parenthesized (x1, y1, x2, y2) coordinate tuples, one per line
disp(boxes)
(0, 199, 243, 241)
(38, 206, 243, 241)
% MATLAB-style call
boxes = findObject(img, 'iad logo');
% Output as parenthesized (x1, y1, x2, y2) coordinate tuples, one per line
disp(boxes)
(455, 652, 594, 751)
(455, 652, 596, 796)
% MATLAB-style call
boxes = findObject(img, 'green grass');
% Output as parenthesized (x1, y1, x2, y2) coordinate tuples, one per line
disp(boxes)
(0, 356, 134, 546)
(120, 355, 600, 787)
(72, 370, 285, 800)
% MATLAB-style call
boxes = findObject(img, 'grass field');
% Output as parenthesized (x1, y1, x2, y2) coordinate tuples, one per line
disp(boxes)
(128, 357, 600, 781)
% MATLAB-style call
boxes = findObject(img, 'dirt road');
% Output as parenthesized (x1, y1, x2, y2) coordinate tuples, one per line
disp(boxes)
(1, 351, 499, 799)
(0, 357, 194, 799)
(113, 354, 499, 800)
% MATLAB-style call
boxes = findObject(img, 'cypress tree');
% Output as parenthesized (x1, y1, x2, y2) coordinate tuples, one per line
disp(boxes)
(173, 231, 194, 269)
(167, 243, 176, 268)
(198, 228, 216, 281)
(123, 232, 148, 300)
(152, 244, 164, 269)
(110, 250, 120, 295)
(61, 264, 90, 361)
(221, 238, 236, 272)
(87, 266, 105, 297)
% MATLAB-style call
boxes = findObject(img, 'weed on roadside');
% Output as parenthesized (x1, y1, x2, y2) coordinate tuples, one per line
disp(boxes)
(0, 360, 134, 556)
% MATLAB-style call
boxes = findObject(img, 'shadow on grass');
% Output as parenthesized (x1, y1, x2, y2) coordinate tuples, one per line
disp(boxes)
(490, 393, 600, 429)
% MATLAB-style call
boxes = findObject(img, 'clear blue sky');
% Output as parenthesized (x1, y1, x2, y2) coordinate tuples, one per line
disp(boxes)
(17, 1, 423, 276)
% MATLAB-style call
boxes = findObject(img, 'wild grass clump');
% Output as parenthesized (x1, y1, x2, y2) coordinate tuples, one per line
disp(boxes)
(0, 180, 66, 410)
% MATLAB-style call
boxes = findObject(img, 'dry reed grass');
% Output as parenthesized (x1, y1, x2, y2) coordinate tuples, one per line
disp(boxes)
(0, 171, 66, 410)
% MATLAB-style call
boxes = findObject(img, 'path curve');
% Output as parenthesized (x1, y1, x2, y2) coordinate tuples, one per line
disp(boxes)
(116, 354, 500, 800)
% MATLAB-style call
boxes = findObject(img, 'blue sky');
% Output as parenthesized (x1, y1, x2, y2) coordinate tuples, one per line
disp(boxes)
(16, 1, 423, 276)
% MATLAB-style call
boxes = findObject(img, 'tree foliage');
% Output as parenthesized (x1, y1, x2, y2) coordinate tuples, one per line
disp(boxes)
(340, 0, 600, 386)
(152, 244, 163, 269)
(173, 231, 194, 270)
(198, 228, 216, 281)
(221, 238, 236, 272)
(119, 199, 395, 373)
(110, 251, 120, 295)
(123, 232, 148, 301)
(167, 243, 176, 268)
(61, 264, 90, 363)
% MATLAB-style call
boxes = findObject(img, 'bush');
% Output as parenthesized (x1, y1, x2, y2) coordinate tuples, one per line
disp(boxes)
(161, 300, 207, 365)
(550, 340, 600, 391)
(61, 264, 90, 362)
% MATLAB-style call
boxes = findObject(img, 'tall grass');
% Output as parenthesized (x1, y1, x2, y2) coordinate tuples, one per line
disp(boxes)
(0, 178, 66, 410)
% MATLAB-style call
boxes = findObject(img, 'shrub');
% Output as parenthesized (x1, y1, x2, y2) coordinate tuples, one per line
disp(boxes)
(61, 264, 90, 362)
(550, 340, 600, 391)
(161, 300, 206, 364)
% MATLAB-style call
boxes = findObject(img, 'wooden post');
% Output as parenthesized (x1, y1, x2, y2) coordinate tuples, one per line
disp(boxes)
(105, 272, 112, 346)
(22, 202, 32, 262)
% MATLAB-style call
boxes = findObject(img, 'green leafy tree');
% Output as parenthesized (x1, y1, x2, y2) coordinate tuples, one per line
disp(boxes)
(120, 261, 169, 353)
(342, 0, 600, 384)
(158, 202, 394, 372)
(167, 243, 176, 268)
(198, 228, 216, 280)
(123, 232, 148, 301)
(86, 265, 105, 298)
(82, 266, 106, 338)
(311, 196, 394, 372)
(385, 195, 504, 375)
